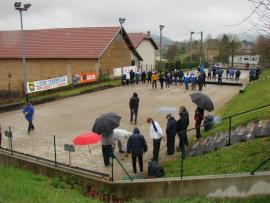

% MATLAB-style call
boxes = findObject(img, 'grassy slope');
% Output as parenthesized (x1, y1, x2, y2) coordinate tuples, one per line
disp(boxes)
(0, 165, 96, 203)
(204, 69, 270, 138)
(163, 137, 270, 177)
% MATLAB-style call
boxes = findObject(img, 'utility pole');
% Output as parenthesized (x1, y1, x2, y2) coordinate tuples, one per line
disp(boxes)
(119, 17, 126, 77)
(159, 25, 165, 72)
(190, 31, 194, 69)
(15, 2, 31, 102)
(200, 31, 203, 66)
(231, 40, 234, 68)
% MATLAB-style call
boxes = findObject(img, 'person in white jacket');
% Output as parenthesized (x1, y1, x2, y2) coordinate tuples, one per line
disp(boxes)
(146, 117, 163, 162)
(113, 128, 132, 153)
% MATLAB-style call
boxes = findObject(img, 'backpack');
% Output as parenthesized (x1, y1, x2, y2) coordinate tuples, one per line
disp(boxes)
(148, 161, 165, 178)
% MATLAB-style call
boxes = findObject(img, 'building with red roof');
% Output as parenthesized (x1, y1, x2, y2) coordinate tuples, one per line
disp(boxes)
(128, 32, 158, 72)
(0, 26, 142, 92)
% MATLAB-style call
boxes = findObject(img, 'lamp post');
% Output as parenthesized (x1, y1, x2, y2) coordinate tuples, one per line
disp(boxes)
(190, 31, 194, 69)
(14, 2, 31, 102)
(159, 25, 165, 72)
(199, 31, 203, 66)
(119, 17, 126, 77)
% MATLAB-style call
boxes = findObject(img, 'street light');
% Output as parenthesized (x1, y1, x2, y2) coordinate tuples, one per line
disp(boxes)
(119, 17, 126, 77)
(159, 25, 165, 72)
(14, 1, 31, 102)
(190, 31, 194, 69)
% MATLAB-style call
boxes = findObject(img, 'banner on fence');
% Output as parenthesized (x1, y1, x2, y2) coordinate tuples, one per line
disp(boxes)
(113, 66, 136, 77)
(79, 72, 97, 83)
(27, 76, 68, 93)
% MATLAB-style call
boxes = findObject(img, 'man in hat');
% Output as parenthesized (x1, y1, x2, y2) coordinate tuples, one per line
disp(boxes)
(147, 118, 163, 162)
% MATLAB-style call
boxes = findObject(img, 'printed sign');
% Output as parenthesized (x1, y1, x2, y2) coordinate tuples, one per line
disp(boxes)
(113, 66, 137, 77)
(27, 76, 68, 93)
(79, 72, 97, 83)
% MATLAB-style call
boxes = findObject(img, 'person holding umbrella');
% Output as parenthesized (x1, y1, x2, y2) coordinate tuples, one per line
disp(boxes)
(127, 127, 148, 176)
(194, 106, 204, 139)
(190, 93, 214, 139)
(147, 117, 163, 162)
(92, 112, 121, 166)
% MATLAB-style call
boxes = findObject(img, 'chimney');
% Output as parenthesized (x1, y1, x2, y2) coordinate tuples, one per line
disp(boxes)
(147, 31, 151, 37)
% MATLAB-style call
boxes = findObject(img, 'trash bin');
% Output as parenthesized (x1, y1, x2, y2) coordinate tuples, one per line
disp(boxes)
(204, 115, 214, 131)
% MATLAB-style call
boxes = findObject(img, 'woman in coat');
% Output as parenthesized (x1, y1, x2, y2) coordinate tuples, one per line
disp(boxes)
(194, 106, 204, 139)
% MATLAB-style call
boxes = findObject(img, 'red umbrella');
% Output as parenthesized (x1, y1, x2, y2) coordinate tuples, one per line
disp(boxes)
(73, 132, 101, 145)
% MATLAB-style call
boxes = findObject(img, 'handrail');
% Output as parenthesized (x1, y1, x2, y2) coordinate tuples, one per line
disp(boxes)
(178, 103, 270, 179)
(250, 157, 270, 175)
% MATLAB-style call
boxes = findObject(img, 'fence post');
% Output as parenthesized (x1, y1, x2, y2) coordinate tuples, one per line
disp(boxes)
(228, 117, 232, 146)
(53, 135, 57, 167)
(180, 145, 185, 179)
(0, 124, 2, 148)
(111, 155, 114, 182)
(9, 126, 13, 153)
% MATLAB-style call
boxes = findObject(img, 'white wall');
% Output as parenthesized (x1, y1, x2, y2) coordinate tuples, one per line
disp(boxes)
(136, 40, 156, 72)
(229, 55, 260, 65)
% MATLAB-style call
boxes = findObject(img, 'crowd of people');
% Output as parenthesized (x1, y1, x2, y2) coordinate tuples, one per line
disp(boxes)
(99, 92, 205, 177)
(121, 67, 208, 91)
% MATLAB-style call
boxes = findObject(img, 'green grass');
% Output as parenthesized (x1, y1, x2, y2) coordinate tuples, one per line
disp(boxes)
(0, 165, 97, 203)
(163, 137, 270, 177)
(203, 68, 270, 138)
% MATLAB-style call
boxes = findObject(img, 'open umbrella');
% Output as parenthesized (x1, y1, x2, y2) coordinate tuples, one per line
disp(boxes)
(92, 112, 121, 135)
(73, 132, 101, 153)
(190, 92, 214, 112)
(157, 106, 177, 115)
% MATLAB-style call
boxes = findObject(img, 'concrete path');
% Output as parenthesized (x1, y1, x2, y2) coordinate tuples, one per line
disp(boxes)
(0, 71, 250, 179)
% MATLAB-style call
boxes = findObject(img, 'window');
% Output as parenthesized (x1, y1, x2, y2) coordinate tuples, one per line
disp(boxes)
(252, 58, 257, 61)
(244, 57, 249, 61)
(131, 60, 136, 66)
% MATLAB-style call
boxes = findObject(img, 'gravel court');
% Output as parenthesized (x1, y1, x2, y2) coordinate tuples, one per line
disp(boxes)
(0, 71, 249, 178)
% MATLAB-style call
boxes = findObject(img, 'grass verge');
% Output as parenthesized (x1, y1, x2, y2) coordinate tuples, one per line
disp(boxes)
(0, 165, 96, 203)
(163, 137, 270, 177)
(203, 68, 270, 138)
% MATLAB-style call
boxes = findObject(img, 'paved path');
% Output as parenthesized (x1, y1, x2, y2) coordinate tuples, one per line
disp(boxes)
(0, 71, 250, 178)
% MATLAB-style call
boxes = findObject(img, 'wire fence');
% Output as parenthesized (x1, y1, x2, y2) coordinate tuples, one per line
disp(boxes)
(0, 104, 269, 182)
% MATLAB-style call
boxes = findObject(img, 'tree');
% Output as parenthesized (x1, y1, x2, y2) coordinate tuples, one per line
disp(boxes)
(165, 43, 179, 61)
(254, 35, 270, 64)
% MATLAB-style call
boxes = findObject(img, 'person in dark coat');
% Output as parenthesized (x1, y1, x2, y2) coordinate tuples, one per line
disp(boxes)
(101, 131, 115, 166)
(129, 92, 139, 125)
(235, 69, 241, 81)
(176, 106, 189, 151)
(147, 71, 152, 84)
(127, 127, 147, 175)
(141, 71, 146, 84)
(22, 102, 35, 134)
(197, 73, 204, 91)
(194, 106, 204, 139)
(130, 70, 135, 85)
(166, 114, 177, 156)
(159, 74, 165, 89)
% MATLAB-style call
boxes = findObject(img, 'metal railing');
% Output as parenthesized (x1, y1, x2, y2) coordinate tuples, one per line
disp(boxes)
(179, 103, 270, 179)
(250, 157, 270, 175)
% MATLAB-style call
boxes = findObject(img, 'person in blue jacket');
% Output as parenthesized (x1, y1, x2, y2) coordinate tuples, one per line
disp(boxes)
(22, 102, 35, 134)
(183, 73, 190, 90)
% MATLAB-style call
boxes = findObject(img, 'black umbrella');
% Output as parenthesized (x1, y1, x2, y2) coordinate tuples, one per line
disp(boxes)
(190, 92, 214, 112)
(92, 113, 121, 135)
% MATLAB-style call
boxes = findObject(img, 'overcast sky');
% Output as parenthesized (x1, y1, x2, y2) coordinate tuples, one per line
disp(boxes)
(0, 0, 257, 41)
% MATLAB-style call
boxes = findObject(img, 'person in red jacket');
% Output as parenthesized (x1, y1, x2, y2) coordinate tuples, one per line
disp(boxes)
(194, 106, 204, 139)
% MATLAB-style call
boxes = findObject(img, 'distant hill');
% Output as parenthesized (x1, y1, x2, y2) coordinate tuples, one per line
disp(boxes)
(151, 34, 175, 47)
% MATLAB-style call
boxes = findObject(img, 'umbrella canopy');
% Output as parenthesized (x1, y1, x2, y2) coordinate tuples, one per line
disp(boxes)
(190, 92, 214, 112)
(92, 112, 121, 135)
(157, 106, 177, 115)
(73, 132, 101, 145)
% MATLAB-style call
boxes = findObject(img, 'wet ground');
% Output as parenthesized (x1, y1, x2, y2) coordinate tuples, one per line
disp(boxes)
(0, 71, 249, 179)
